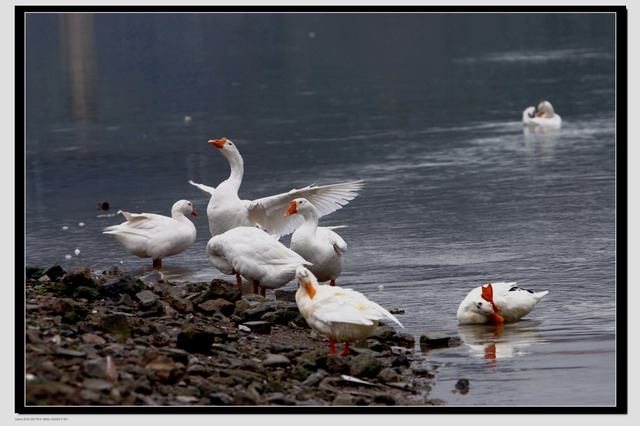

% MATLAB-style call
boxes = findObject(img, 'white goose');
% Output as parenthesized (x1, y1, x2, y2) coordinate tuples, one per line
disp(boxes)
(522, 101, 562, 128)
(295, 266, 404, 355)
(457, 282, 549, 325)
(284, 198, 347, 286)
(103, 200, 198, 269)
(206, 226, 311, 296)
(189, 138, 364, 238)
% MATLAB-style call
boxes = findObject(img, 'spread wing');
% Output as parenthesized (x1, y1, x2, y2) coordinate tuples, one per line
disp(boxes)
(247, 180, 364, 237)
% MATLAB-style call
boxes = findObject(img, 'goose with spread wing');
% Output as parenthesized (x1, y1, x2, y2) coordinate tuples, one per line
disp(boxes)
(189, 138, 364, 238)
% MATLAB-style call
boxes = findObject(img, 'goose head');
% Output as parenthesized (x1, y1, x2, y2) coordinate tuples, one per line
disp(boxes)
(208, 137, 242, 162)
(172, 199, 198, 217)
(536, 101, 556, 118)
(284, 198, 317, 218)
(295, 266, 318, 298)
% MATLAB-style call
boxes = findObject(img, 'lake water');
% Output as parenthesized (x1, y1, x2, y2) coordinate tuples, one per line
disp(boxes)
(24, 12, 619, 407)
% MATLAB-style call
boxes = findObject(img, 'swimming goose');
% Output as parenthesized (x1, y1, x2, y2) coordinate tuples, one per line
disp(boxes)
(206, 226, 311, 296)
(189, 138, 364, 238)
(457, 282, 549, 324)
(284, 198, 347, 286)
(103, 200, 198, 269)
(295, 266, 403, 355)
(522, 101, 562, 128)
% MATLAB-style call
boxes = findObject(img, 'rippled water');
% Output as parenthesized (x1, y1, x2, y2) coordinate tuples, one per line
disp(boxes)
(24, 12, 618, 406)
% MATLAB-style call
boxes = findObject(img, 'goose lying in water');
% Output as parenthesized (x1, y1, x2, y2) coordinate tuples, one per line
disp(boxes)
(522, 101, 562, 128)
(457, 282, 549, 324)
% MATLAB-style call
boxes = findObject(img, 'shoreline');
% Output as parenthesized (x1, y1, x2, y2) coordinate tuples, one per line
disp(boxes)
(23, 264, 450, 407)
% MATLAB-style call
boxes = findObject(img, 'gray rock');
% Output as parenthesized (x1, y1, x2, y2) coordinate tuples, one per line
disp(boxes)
(175, 325, 222, 353)
(262, 353, 291, 368)
(26, 266, 45, 280)
(419, 331, 459, 349)
(82, 378, 113, 392)
(349, 354, 383, 378)
(373, 393, 396, 405)
(379, 367, 401, 383)
(100, 274, 144, 299)
(165, 293, 194, 313)
(274, 289, 297, 302)
(44, 264, 66, 281)
(332, 393, 356, 405)
(63, 267, 96, 289)
(455, 378, 470, 394)
(72, 286, 100, 300)
(302, 369, 329, 386)
(261, 307, 299, 325)
(97, 314, 131, 342)
(198, 298, 235, 317)
(55, 348, 87, 358)
(136, 290, 160, 307)
(242, 321, 272, 334)
(208, 392, 234, 405)
(208, 279, 242, 303)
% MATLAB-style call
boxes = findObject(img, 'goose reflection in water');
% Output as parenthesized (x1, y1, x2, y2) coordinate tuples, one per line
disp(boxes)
(457, 322, 547, 367)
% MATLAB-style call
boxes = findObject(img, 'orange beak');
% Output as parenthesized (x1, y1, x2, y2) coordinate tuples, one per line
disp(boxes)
(209, 137, 227, 149)
(490, 313, 504, 324)
(305, 282, 316, 299)
(284, 200, 297, 217)
(537, 111, 544, 117)
(191, 209, 198, 216)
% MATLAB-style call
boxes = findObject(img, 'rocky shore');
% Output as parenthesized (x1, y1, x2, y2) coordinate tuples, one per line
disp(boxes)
(24, 265, 449, 407)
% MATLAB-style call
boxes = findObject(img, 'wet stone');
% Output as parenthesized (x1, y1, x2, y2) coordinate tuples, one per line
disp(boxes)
(208, 279, 242, 303)
(274, 289, 297, 302)
(349, 354, 383, 378)
(455, 378, 470, 394)
(176, 325, 216, 354)
(242, 321, 272, 334)
(136, 290, 160, 307)
(44, 265, 66, 281)
(101, 274, 144, 299)
(97, 314, 132, 342)
(198, 298, 235, 317)
(26, 266, 45, 280)
(262, 353, 291, 368)
(63, 267, 96, 289)
(419, 331, 458, 349)
(73, 286, 100, 300)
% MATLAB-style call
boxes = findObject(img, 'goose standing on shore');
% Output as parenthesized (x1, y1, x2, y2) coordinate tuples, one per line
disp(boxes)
(457, 282, 549, 325)
(295, 266, 404, 355)
(103, 200, 198, 269)
(284, 198, 347, 286)
(189, 138, 364, 238)
(207, 226, 311, 296)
